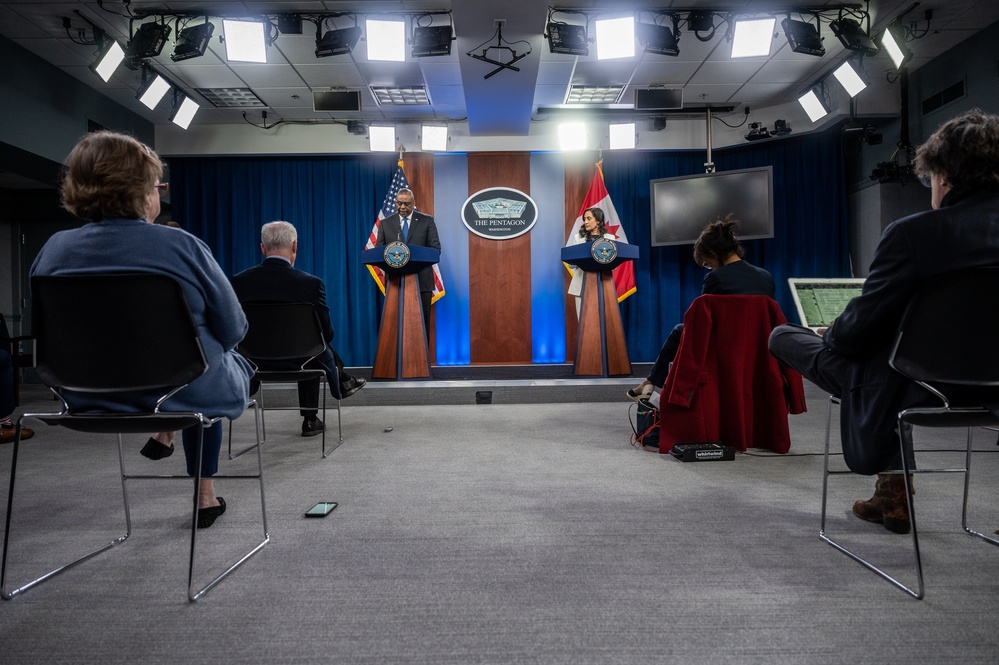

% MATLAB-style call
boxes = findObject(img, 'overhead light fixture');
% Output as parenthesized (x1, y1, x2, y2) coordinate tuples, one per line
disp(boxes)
(412, 24, 453, 57)
(731, 17, 776, 58)
(222, 19, 268, 63)
(137, 71, 171, 110)
(878, 23, 912, 69)
(366, 19, 406, 62)
(315, 25, 361, 58)
(595, 16, 634, 60)
(797, 89, 829, 122)
(171, 21, 215, 62)
(558, 122, 586, 151)
(90, 35, 125, 82)
(638, 21, 679, 56)
(781, 18, 825, 57)
(369, 125, 396, 152)
(421, 124, 448, 151)
(609, 122, 636, 150)
(170, 94, 199, 130)
(546, 22, 588, 56)
(832, 61, 868, 97)
(126, 22, 172, 61)
(830, 18, 878, 56)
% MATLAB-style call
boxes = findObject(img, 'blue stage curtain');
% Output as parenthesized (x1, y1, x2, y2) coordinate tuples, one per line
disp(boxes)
(600, 129, 849, 362)
(167, 155, 393, 367)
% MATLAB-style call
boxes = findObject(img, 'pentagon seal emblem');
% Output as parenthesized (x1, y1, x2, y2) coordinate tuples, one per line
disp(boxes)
(591, 238, 618, 265)
(384, 241, 411, 269)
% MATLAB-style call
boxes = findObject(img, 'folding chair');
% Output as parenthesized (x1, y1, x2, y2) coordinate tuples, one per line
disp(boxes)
(820, 267, 999, 599)
(1, 274, 268, 603)
(231, 302, 342, 459)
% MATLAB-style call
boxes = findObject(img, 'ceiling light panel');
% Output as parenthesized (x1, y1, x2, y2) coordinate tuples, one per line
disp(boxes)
(370, 86, 430, 106)
(366, 19, 407, 62)
(223, 19, 268, 63)
(565, 85, 626, 104)
(731, 18, 776, 58)
(595, 16, 635, 60)
(197, 88, 267, 108)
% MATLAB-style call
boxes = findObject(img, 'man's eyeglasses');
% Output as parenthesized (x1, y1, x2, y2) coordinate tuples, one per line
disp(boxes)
(395, 199, 414, 207)
(917, 174, 932, 189)
(155, 182, 169, 197)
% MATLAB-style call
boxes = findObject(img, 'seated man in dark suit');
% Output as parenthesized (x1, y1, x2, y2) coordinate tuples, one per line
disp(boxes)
(232, 221, 366, 437)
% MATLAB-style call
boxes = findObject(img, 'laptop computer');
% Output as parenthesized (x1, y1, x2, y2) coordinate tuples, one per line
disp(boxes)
(787, 278, 865, 332)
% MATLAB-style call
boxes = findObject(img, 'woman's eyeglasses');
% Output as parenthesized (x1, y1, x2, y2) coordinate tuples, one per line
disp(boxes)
(155, 182, 169, 197)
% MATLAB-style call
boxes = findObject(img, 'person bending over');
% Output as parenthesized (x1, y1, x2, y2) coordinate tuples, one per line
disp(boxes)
(232, 221, 366, 437)
(768, 109, 999, 535)
(628, 215, 774, 400)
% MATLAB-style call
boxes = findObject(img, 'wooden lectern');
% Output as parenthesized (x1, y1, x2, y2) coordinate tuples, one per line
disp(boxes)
(362, 244, 440, 379)
(561, 241, 638, 377)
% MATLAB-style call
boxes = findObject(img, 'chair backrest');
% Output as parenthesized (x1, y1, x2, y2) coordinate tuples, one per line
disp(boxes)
(890, 266, 999, 387)
(30, 273, 208, 393)
(237, 302, 326, 365)
(0, 312, 11, 344)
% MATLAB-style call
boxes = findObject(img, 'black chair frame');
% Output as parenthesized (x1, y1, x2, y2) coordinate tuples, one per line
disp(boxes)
(0, 312, 33, 407)
(820, 268, 999, 599)
(1, 274, 268, 602)
(231, 302, 342, 459)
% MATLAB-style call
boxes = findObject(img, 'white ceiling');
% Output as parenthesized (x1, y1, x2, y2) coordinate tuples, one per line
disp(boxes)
(1, 0, 997, 138)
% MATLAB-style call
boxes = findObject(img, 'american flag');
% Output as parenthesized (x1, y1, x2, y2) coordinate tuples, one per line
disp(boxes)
(365, 160, 445, 302)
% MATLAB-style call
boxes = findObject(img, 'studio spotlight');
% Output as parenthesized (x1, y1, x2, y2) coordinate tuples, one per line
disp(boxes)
(781, 18, 824, 57)
(222, 19, 268, 63)
(170, 94, 199, 130)
(412, 25, 453, 57)
(731, 17, 776, 58)
(171, 21, 214, 62)
(368, 125, 397, 152)
(315, 26, 361, 58)
(366, 19, 406, 62)
(797, 89, 829, 122)
(594, 16, 634, 60)
(877, 23, 912, 69)
(638, 22, 679, 57)
(90, 35, 125, 82)
(558, 121, 587, 150)
(830, 18, 878, 56)
(421, 124, 448, 151)
(546, 22, 588, 56)
(126, 22, 171, 61)
(609, 122, 636, 150)
(832, 61, 868, 97)
(136, 71, 171, 110)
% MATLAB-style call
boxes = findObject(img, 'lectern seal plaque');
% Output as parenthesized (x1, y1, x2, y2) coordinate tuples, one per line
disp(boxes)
(590, 238, 618, 265)
(383, 241, 411, 268)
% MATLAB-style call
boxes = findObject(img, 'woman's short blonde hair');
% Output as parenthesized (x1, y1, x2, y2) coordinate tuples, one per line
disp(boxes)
(60, 130, 163, 222)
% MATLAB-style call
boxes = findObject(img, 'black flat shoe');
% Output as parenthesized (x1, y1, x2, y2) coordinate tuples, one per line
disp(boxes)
(197, 497, 226, 529)
(140, 437, 175, 460)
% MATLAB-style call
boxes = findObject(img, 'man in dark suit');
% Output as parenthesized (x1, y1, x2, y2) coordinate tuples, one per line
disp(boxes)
(375, 187, 441, 337)
(769, 109, 999, 534)
(232, 221, 366, 437)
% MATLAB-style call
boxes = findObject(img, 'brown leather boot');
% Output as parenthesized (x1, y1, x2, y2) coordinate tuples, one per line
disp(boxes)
(852, 475, 887, 524)
(879, 473, 913, 535)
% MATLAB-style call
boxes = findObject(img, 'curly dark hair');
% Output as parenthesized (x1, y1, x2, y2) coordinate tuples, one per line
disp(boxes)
(692, 214, 745, 266)
(915, 109, 999, 196)
(577, 207, 608, 238)
(60, 130, 163, 222)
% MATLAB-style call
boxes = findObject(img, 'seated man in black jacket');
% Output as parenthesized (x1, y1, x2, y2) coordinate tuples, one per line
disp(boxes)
(232, 221, 365, 437)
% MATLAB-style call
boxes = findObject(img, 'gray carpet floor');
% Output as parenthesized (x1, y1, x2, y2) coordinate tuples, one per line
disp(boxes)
(0, 381, 997, 664)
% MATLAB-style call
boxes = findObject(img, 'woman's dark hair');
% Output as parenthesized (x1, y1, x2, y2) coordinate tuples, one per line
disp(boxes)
(692, 214, 745, 266)
(914, 109, 999, 196)
(60, 130, 163, 223)
(578, 207, 608, 238)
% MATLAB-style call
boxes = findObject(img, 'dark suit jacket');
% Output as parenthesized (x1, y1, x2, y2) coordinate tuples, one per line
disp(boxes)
(375, 210, 441, 293)
(824, 190, 999, 474)
(703, 259, 774, 297)
(230, 257, 334, 346)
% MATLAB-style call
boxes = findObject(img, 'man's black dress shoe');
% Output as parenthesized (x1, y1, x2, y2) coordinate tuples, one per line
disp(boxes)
(302, 417, 325, 437)
(197, 497, 226, 529)
(339, 376, 367, 399)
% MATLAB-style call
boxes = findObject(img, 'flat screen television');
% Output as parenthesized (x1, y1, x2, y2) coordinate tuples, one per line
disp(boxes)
(649, 166, 774, 247)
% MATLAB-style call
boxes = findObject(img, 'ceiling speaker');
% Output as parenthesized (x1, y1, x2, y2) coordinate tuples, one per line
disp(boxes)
(313, 91, 361, 112)
(635, 88, 683, 111)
